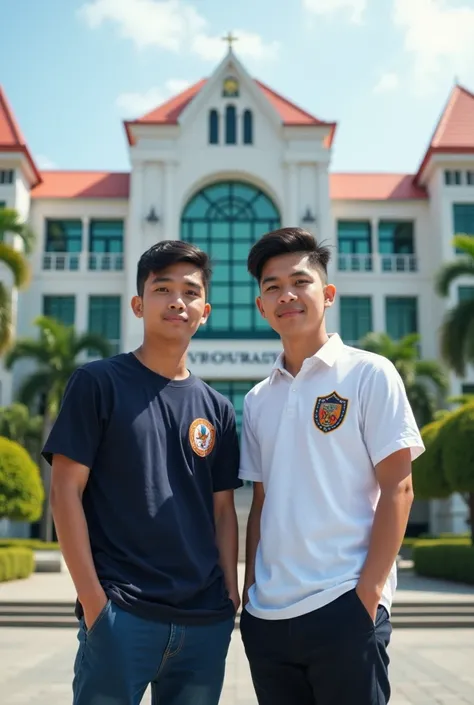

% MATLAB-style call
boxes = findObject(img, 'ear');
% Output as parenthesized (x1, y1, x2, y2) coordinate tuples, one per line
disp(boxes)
(324, 284, 336, 309)
(131, 295, 143, 319)
(200, 302, 211, 325)
(256, 295, 266, 318)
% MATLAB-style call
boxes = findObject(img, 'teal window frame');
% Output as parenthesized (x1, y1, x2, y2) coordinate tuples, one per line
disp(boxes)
(459, 286, 474, 302)
(180, 181, 281, 339)
(225, 105, 237, 144)
(44, 219, 82, 271)
(385, 296, 418, 339)
(243, 110, 253, 144)
(43, 295, 75, 327)
(453, 204, 474, 252)
(88, 219, 124, 270)
(209, 109, 219, 144)
(88, 296, 121, 356)
(337, 221, 372, 271)
(378, 221, 415, 254)
(340, 297, 372, 345)
(205, 380, 255, 436)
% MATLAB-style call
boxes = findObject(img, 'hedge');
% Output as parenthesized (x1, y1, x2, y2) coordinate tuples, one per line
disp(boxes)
(0, 539, 59, 551)
(412, 540, 474, 584)
(0, 437, 44, 522)
(0, 547, 35, 582)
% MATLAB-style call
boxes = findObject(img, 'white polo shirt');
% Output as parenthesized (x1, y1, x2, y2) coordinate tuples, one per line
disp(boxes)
(239, 333, 424, 620)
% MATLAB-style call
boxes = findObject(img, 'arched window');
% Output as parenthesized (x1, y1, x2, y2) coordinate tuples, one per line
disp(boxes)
(225, 105, 237, 144)
(181, 181, 281, 337)
(243, 110, 253, 145)
(209, 109, 219, 144)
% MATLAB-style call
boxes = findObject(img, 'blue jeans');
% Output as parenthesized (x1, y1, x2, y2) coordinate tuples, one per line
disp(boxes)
(73, 599, 235, 705)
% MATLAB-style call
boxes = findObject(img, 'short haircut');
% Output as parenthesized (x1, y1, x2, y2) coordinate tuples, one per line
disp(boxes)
(247, 227, 331, 284)
(136, 240, 212, 296)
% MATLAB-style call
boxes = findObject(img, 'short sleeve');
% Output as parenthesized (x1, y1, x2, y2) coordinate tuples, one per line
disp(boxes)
(42, 369, 104, 468)
(211, 402, 243, 492)
(238, 395, 263, 482)
(361, 359, 425, 467)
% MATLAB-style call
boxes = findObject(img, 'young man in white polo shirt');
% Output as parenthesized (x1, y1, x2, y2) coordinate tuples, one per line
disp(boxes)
(239, 227, 424, 705)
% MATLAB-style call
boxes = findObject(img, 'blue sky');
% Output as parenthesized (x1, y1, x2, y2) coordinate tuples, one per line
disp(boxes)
(4, 0, 474, 174)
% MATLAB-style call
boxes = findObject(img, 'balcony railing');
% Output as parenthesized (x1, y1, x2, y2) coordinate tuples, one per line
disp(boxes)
(43, 253, 81, 271)
(380, 254, 418, 272)
(337, 253, 418, 273)
(88, 253, 124, 271)
(42, 253, 124, 271)
(338, 254, 373, 272)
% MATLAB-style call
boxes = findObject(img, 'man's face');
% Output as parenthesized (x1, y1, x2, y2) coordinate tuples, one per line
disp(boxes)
(256, 252, 336, 339)
(131, 262, 210, 342)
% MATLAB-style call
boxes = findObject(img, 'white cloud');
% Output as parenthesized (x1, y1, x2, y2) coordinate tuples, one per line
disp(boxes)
(116, 79, 191, 117)
(302, 0, 367, 24)
(78, 0, 278, 61)
(36, 155, 58, 169)
(374, 72, 400, 94)
(394, 0, 474, 94)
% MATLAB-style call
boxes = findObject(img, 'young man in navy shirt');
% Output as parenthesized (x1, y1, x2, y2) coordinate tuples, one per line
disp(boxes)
(43, 240, 242, 705)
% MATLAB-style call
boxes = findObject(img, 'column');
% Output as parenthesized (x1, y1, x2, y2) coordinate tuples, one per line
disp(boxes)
(284, 162, 298, 226)
(371, 217, 379, 273)
(124, 162, 145, 350)
(165, 161, 176, 240)
(81, 216, 90, 272)
(75, 292, 88, 335)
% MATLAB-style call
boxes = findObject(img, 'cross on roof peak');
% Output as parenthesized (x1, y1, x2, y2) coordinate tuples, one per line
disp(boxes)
(222, 31, 238, 52)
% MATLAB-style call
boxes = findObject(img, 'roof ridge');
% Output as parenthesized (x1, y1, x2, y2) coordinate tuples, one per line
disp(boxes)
(0, 85, 25, 146)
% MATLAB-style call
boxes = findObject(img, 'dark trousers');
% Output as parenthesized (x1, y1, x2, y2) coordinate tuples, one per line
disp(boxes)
(73, 599, 234, 705)
(240, 588, 392, 705)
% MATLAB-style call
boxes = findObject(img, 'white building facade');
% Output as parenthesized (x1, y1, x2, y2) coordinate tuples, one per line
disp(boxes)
(1, 49, 474, 535)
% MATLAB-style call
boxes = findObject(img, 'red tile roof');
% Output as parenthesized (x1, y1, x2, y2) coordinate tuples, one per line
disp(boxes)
(330, 173, 427, 201)
(0, 85, 41, 186)
(32, 171, 130, 199)
(416, 84, 474, 182)
(124, 78, 336, 146)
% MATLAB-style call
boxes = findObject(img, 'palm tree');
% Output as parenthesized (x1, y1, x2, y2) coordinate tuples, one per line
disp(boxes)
(359, 332, 448, 427)
(0, 402, 43, 460)
(435, 234, 474, 377)
(5, 316, 112, 541)
(0, 207, 36, 353)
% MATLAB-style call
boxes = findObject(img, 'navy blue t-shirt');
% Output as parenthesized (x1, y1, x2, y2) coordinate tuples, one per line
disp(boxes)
(42, 352, 242, 625)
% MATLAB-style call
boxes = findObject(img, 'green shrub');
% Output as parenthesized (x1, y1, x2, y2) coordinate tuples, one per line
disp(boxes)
(0, 436, 44, 522)
(413, 540, 474, 584)
(0, 547, 35, 582)
(0, 539, 59, 551)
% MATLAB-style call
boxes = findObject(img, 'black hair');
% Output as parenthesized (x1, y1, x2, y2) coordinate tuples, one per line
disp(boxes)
(136, 240, 212, 296)
(247, 227, 331, 284)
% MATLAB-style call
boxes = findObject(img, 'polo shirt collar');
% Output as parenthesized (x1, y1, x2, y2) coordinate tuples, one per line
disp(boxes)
(270, 334, 344, 382)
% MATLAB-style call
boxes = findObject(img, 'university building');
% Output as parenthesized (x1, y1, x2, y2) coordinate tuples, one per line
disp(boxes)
(1, 46, 473, 535)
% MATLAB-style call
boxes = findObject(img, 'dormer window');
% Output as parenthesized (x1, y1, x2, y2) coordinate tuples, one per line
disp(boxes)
(225, 105, 237, 144)
(209, 109, 219, 144)
(243, 110, 253, 145)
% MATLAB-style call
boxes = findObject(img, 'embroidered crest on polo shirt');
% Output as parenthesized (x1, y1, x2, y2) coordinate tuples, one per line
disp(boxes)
(313, 392, 349, 434)
(189, 418, 216, 457)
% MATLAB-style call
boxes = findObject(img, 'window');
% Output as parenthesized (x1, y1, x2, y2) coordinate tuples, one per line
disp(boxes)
(379, 221, 416, 272)
(0, 170, 14, 185)
(340, 297, 372, 345)
(206, 380, 255, 436)
(89, 220, 124, 270)
(181, 181, 281, 338)
(209, 109, 219, 144)
(43, 296, 75, 326)
(462, 384, 474, 395)
(453, 204, 474, 236)
(88, 296, 121, 356)
(243, 110, 253, 145)
(385, 297, 418, 339)
(44, 219, 82, 270)
(467, 172, 474, 186)
(445, 170, 462, 185)
(337, 221, 372, 271)
(459, 286, 474, 302)
(225, 105, 237, 144)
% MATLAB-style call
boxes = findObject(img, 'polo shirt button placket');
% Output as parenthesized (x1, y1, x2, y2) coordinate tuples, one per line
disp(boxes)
(287, 384, 298, 417)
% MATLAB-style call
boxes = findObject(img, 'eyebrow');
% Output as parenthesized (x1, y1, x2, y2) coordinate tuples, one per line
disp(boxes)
(261, 269, 312, 286)
(151, 275, 203, 289)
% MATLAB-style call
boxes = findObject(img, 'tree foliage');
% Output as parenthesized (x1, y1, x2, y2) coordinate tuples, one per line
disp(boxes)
(412, 420, 451, 499)
(0, 437, 44, 522)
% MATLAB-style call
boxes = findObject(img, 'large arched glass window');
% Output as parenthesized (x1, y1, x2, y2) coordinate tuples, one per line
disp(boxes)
(181, 181, 281, 338)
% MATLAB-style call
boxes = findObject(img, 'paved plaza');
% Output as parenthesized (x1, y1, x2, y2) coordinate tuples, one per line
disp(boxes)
(0, 626, 473, 705)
